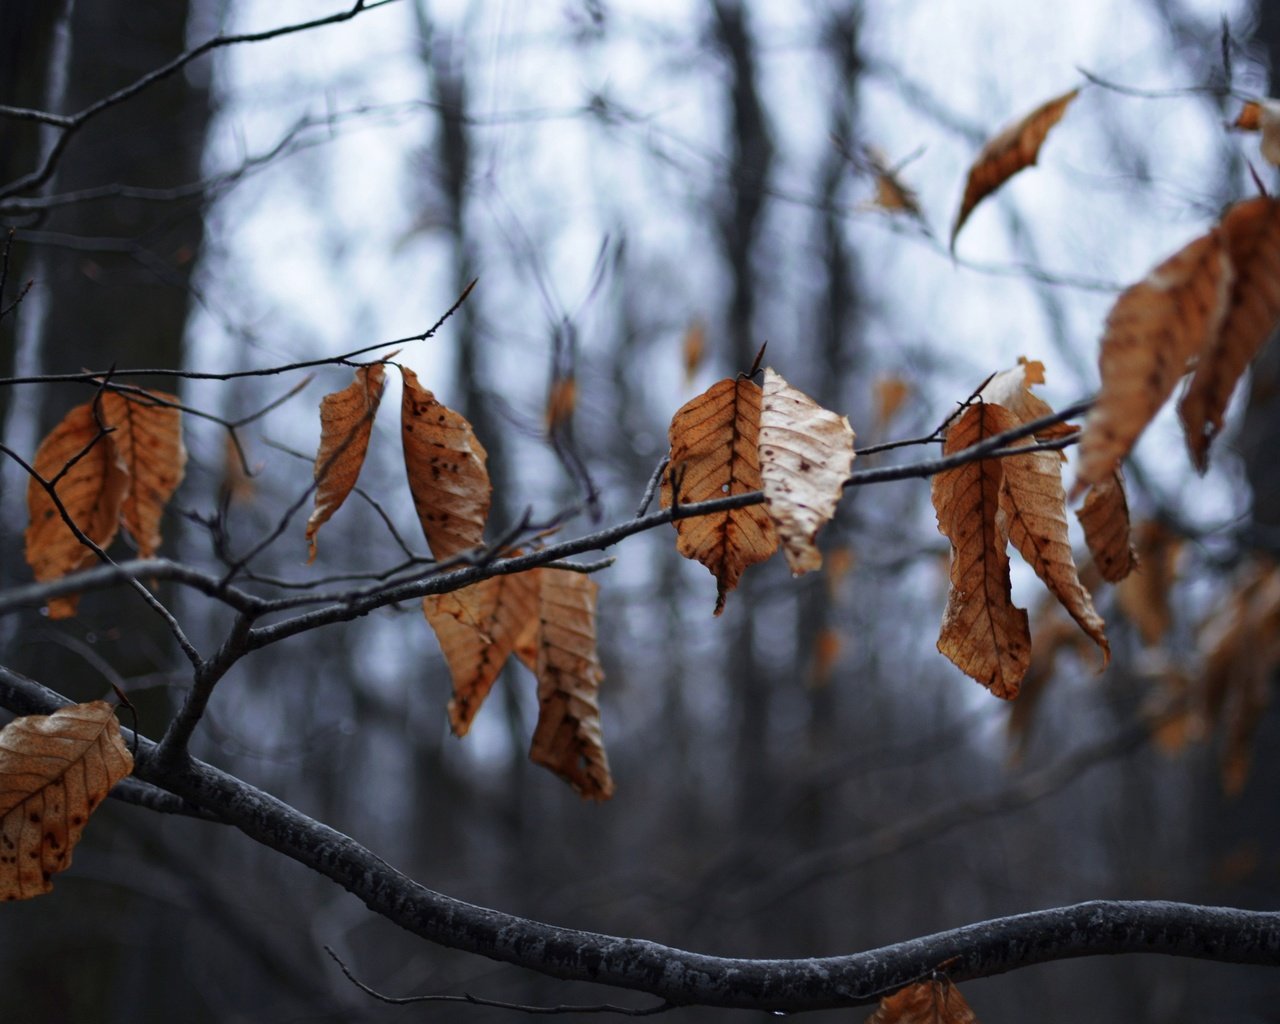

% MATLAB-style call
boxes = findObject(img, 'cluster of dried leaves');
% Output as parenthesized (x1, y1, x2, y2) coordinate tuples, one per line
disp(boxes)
(13, 85, 1280, 894)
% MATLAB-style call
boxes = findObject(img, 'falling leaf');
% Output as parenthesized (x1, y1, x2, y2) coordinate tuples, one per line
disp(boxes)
(401, 367, 490, 560)
(1179, 196, 1280, 470)
(933, 402, 1031, 698)
(1075, 231, 1232, 490)
(1233, 98, 1280, 166)
(100, 390, 185, 559)
(528, 569, 613, 800)
(758, 368, 855, 575)
(424, 570, 541, 736)
(999, 444, 1109, 666)
(25, 400, 131, 619)
(682, 318, 706, 387)
(868, 978, 980, 1024)
(873, 376, 911, 431)
(1076, 470, 1137, 582)
(1114, 521, 1181, 646)
(661, 377, 778, 615)
(0, 701, 133, 901)
(304, 362, 388, 563)
(951, 87, 1079, 248)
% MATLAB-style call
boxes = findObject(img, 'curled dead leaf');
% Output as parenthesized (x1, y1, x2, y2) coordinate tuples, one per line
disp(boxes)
(528, 570, 613, 800)
(305, 362, 388, 562)
(1179, 196, 1280, 471)
(932, 403, 1031, 698)
(868, 978, 980, 1024)
(1233, 99, 1280, 166)
(0, 702, 133, 901)
(401, 367, 490, 560)
(951, 87, 1079, 249)
(759, 368, 855, 575)
(661, 377, 778, 614)
(1076, 230, 1232, 491)
(1076, 471, 1137, 583)
(101, 389, 186, 558)
(25, 400, 131, 619)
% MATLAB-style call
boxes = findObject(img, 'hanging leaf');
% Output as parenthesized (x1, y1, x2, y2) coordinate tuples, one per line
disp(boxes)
(950, 87, 1079, 249)
(1179, 196, 1280, 470)
(424, 570, 541, 736)
(1075, 231, 1232, 491)
(100, 390, 186, 558)
(998, 445, 1109, 666)
(304, 362, 388, 563)
(873, 375, 911, 430)
(868, 978, 980, 1024)
(0, 701, 133, 901)
(1233, 98, 1280, 166)
(758, 368, 855, 575)
(932, 402, 1031, 698)
(401, 367, 490, 560)
(528, 570, 613, 800)
(25, 400, 131, 619)
(863, 147, 924, 219)
(1076, 470, 1137, 582)
(978, 358, 1074, 444)
(661, 377, 778, 615)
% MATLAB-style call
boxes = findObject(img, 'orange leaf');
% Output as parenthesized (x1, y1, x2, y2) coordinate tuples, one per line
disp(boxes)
(868, 978, 980, 1024)
(811, 626, 842, 686)
(1076, 470, 1137, 583)
(873, 375, 911, 431)
(1075, 230, 1232, 490)
(950, 87, 1078, 249)
(999, 444, 1109, 667)
(305, 363, 388, 563)
(24, 400, 131, 618)
(401, 367, 490, 560)
(528, 570, 613, 800)
(100, 390, 185, 558)
(661, 377, 778, 615)
(1233, 98, 1280, 165)
(423, 570, 541, 736)
(0, 701, 133, 901)
(759, 368, 855, 575)
(932, 403, 1031, 698)
(1179, 196, 1280, 470)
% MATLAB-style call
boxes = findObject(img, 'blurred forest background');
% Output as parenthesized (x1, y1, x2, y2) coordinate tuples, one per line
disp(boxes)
(3, 1, 1280, 1021)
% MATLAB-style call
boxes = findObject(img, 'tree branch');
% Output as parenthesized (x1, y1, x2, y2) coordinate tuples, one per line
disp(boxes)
(1, 665, 1276, 1013)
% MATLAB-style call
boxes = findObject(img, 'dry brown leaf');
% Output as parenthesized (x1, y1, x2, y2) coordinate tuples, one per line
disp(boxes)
(873, 375, 911, 430)
(545, 375, 577, 433)
(424, 570, 541, 736)
(811, 627, 842, 687)
(759, 368, 855, 575)
(868, 978, 980, 1024)
(932, 403, 1031, 698)
(682, 318, 706, 387)
(0, 701, 133, 901)
(863, 147, 923, 219)
(1233, 99, 1280, 166)
(305, 362, 388, 563)
(950, 87, 1079, 249)
(401, 367, 490, 560)
(1179, 196, 1280, 470)
(1114, 521, 1181, 646)
(999, 445, 1110, 667)
(1076, 470, 1137, 582)
(660, 377, 778, 615)
(528, 570, 613, 800)
(978, 358, 1074, 445)
(25, 400, 131, 619)
(100, 390, 185, 558)
(824, 545, 855, 599)
(1075, 231, 1232, 490)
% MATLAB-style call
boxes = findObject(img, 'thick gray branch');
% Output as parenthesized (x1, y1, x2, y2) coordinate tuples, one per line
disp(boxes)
(1, 666, 1277, 1012)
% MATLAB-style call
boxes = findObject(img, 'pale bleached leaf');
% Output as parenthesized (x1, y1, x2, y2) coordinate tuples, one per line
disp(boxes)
(759, 368, 855, 575)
